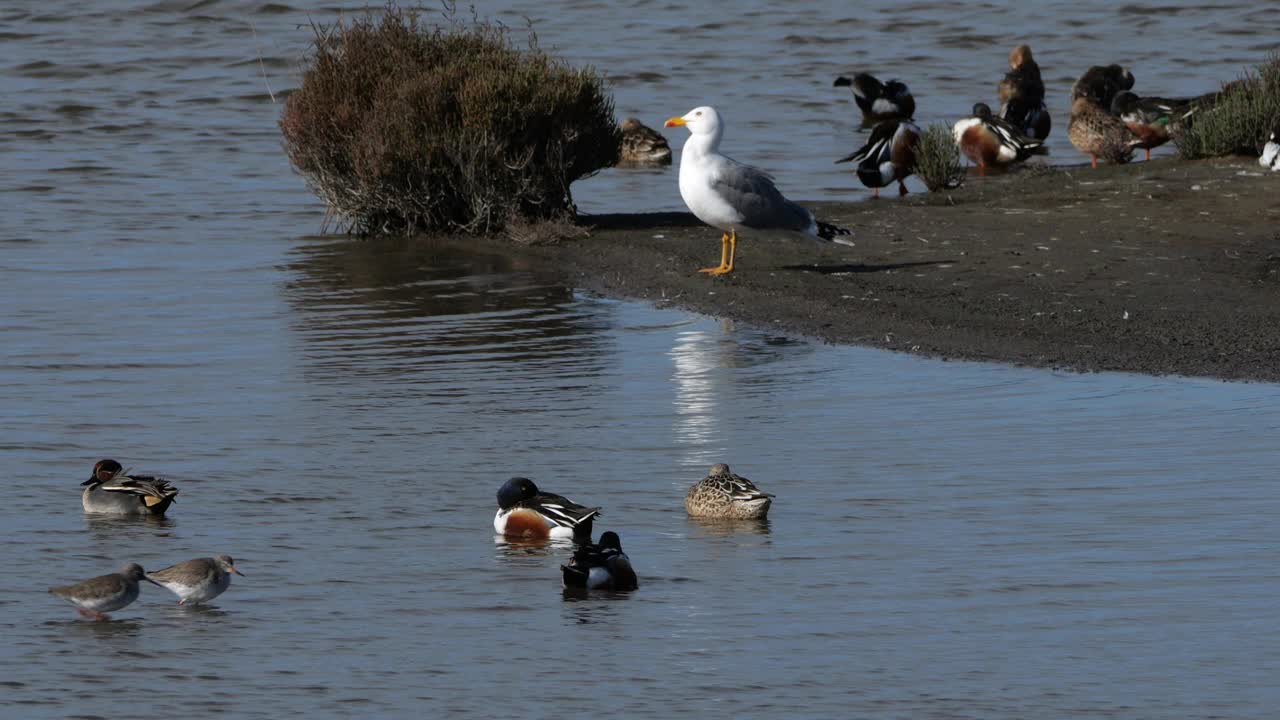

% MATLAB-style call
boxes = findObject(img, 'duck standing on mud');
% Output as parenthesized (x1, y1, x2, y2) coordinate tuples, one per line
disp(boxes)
(1109, 91, 1196, 161)
(997, 44, 1051, 140)
(953, 103, 1047, 174)
(834, 73, 915, 128)
(835, 117, 921, 197)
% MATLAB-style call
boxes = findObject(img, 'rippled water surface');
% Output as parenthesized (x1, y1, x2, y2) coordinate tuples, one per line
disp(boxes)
(4, 2, 1280, 718)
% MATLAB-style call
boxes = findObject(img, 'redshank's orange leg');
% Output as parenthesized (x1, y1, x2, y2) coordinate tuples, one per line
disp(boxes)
(898, 180, 909, 196)
(1091, 155, 1098, 169)
(1145, 149, 1151, 162)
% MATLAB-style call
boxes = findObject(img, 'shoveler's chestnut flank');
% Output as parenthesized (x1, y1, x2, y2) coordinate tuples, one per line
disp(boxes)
(953, 103, 1047, 174)
(494, 477, 600, 540)
(81, 459, 179, 516)
(835, 118, 921, 197)
(997, 44, 1050, 140)
(561, 531, 638, 591)
(1110, 91, 1197, 161)
(684, 463, 773, 520)
(834, 73, 916, 128)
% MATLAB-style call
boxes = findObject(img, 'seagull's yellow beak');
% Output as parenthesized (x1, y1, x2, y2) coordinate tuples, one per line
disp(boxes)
(664, 116, 686, 128)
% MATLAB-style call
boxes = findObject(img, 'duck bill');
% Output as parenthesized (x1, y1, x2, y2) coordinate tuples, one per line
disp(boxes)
(663, 116, 686, 128)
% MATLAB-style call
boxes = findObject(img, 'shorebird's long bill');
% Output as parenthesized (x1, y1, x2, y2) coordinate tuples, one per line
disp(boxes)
(230, 566, 245, 577)
(143, 576, 164, 587)
(664, 116, 686, 128)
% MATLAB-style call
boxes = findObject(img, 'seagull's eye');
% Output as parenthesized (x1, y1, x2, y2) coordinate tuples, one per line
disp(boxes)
(695, 111, 702, 116)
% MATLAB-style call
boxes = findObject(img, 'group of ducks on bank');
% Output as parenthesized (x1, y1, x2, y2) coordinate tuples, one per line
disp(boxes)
(614, 44, 1276, 276)
(494, 463, 773, 590)
(49, 460, 245, 620)
(53, 459, 774, 617)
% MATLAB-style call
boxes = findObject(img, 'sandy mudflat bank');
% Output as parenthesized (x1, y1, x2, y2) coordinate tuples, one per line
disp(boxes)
(506, 158, 1280, 381)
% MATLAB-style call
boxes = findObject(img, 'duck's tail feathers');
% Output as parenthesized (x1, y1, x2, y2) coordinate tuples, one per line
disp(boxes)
(817, 221, 852, 242)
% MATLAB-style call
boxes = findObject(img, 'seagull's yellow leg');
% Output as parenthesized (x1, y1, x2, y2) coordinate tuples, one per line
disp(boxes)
(704, 229, 737, 276)
(698, 231, 730, 273)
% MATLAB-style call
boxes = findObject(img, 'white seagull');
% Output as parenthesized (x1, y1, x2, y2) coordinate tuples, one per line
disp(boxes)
(664, 106, 851, 275)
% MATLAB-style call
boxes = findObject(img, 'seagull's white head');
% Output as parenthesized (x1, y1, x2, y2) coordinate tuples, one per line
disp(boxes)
(664, 106, 722, 136)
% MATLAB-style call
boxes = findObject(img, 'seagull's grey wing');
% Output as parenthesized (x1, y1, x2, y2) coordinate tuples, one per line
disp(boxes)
(711, 161, 813, 232)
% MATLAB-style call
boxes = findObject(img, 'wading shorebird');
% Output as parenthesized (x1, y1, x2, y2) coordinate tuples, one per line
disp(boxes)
(49, 563, 160, 620)
(147, 555, 244, 606)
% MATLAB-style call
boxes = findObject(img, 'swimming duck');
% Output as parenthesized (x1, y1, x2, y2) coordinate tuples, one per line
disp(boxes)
(147, 555, 244, 606)
(953, 103, 1048, 174)
(997, 44, 1051, 140)
(494, 477, 600, 540)
(81, 459, 179, 516)
(1070, 64, 1135, 107)
(560, 531, 638, 591)
(1109, 91, 1196, 161)
(49, 563, 161, 620)
(834, 73, 916, 128)
(617, 117, 672, 167)
(835, 118, 921, 197)
(1067, 96, 1142, 168)
(1262, 128, 1279, 171)
(684, 463, 773, 520)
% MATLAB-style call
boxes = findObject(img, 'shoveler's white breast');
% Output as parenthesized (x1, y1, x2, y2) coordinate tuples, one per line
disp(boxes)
(494, 507, 568, 537)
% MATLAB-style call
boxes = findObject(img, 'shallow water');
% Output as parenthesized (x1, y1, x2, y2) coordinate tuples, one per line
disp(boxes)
(4, 2, 1280, 718)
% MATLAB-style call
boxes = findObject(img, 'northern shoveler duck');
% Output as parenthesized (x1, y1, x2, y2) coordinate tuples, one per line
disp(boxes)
(1109, 91, 1196, 161)
(561, 531, 638, 591)
(834, 73, 916, 128)
(835, 118, 921, 197)
(953, 103, 1047, 174)
(49, 563, 160, 620)
(1070, 64, 1135, 107)
(997, 45, 1051, 140)
(1068, 96, 1142, 168)
(684, 463, 773, 520)
(617, 117, 672, 167)
(146, 555, 244, 606)
(81, 459, 179, 516)
(664, 106, 851, 276)
(494, 477, 600, 540)
(1262, 128, 1280, 171)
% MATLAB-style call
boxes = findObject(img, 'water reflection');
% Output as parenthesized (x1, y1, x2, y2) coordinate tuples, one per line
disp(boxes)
(281, 235, 613, 382)
(686, 516, 772, 538)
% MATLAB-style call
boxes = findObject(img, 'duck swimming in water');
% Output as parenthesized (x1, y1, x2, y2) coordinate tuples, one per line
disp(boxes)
(494, 477, 600, 540)
(81, 459, 178, 516)
(617, 117, 672, 167)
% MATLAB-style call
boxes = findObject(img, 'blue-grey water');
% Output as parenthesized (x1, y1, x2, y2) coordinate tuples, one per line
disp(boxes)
(3, 2, 1280, 718)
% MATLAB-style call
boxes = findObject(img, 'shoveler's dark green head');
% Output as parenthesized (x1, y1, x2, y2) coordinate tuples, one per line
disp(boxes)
(87, 458, 122, 485)
(972, 103, 994, 120)
(496, 477, 539, 509)
(599, 531, 623, 551)
(1110, 91, 1140, 116)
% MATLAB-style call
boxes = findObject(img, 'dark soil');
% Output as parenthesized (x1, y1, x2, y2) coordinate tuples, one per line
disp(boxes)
(507, 158, 1280, 381)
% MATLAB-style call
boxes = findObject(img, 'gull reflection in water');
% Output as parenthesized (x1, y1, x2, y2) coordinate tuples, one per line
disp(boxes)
(669, 327, 722, 459)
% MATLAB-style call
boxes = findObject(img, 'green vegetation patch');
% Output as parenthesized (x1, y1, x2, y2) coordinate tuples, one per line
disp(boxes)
(280, 4, 620, 235)
(913, 123, 966, 192)
(1175, 52, 1280, 160)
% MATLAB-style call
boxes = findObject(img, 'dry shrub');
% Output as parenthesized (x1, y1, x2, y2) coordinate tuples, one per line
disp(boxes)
(1175, 52, 1280, 160)
(279, 3, 620, 235)
(913, 123, 965, 191)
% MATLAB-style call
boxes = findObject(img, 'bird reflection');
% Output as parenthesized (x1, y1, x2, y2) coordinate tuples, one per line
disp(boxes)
(493, 535, 576, 558)
(686, 516, 772, 538)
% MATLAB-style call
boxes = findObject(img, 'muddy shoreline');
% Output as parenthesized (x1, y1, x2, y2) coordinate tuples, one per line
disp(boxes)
(501, 158, 1280, 381)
